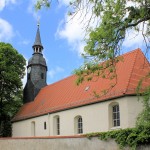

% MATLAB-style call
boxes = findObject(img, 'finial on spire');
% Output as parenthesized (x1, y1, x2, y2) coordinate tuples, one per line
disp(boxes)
(32, 18, 43, 53)
(37, 16, 40, 27)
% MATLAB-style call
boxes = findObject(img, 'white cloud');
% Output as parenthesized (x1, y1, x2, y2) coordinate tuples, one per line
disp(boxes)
(56, 2, 98, 56)
(0, 0, 16, 11)
(123, 23, 149, 49)
(60, 0, 70, 5)
(0, 18, 14, 41)
(48, 66, 64, 79)
(57, 1, 146, 56)
(53, 0, 70, 8)
(123, 31, 144, 48)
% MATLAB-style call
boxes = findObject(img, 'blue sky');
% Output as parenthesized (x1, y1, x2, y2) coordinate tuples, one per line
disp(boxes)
(0, 0, 149, 86)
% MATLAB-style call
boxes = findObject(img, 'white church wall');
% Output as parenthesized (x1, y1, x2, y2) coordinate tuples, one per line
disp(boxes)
(12, 96, 143, 137)
(126, 96, 143, 127)
(12, 115, 49, 137)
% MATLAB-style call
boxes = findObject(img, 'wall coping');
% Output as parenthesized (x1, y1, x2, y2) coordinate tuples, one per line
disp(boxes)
(0, 135, 85, 140)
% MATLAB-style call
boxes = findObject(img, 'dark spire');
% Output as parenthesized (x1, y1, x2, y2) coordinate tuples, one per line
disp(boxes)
(23, 23, 47, 104)
(32, 23, 43, 53)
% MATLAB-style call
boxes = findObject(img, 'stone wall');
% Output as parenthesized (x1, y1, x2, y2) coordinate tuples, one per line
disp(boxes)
(0, 136, 149, 150)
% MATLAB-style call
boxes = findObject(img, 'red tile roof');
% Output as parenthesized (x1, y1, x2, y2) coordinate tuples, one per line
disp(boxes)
(12, 49, 150, 122)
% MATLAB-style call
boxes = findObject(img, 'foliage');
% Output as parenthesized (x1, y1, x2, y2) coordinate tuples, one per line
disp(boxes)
(0, 42, 26, 137)
(86, 124, 150, 150)
(35, 0, 50, 10)
(70, 0, 150, 86)
(35, 0, 150, 85)
(136, 72, 150, 127)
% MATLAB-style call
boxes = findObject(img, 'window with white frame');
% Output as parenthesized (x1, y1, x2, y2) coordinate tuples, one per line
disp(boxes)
(112, 104, 120, 127)
(78, 117, 83, 134)
(74, 116, 83, 134)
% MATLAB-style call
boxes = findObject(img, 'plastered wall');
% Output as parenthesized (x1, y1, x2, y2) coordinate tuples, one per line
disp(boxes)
(12, 96, 143, 137)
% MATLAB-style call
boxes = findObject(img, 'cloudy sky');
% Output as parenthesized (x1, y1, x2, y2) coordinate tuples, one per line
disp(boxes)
(0, 0, 149, 86)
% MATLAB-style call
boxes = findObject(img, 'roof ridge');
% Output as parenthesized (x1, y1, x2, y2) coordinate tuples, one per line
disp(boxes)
(124, 49, 139, 93)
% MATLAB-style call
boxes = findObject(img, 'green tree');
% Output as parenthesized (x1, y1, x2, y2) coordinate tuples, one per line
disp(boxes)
(0, 42, 26, 137)
(35, 0, 150, 82)
(136, 72, 150, 128)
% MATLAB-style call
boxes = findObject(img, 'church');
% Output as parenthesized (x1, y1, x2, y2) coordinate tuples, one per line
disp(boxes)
(12, 25, 150, 137)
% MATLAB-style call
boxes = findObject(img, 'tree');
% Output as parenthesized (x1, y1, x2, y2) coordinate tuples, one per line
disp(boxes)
(35, 0, 150, 123)
(136, 72, 150, 127)
(35, 0, 150, 82)
(0, 42, 26, 137)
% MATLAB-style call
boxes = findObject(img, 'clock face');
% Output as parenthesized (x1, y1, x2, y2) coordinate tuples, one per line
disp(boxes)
(27, 67, 31, 73)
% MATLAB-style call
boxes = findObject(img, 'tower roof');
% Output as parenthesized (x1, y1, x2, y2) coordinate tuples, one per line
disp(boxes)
(33, 24, 43, 48)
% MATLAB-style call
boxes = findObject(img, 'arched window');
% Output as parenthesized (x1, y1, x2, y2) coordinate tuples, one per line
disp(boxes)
(31, 121, 35, 136)
(53, 115, 60, 135)
(109, 102, 120, 128)
(74, 116, 83, 134)
(112, 105, 120, 127)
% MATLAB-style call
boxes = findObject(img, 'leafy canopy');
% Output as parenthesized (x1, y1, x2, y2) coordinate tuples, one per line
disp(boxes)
(35, 0, 150, 85)
(70, 0, 150, 85)
(0, 42, 26, 136)
(0, 42, 25, 101)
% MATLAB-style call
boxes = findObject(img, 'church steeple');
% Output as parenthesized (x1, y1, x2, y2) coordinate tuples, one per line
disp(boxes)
(32, 23, 43, 53)
(23, 24, 47, 104)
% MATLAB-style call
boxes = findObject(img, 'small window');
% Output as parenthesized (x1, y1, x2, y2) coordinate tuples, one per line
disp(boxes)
(56, 117, 60, 135)
(31, 121, 35, 136)
(39, 48, 41, 53)
(78, 117, 83, 134)
(41, 73, 44, 79)
(28, 73, 30, 80)
(44, 122, 46, 130)
(53, 116, 60, 135)
(112, 105, 120, 127)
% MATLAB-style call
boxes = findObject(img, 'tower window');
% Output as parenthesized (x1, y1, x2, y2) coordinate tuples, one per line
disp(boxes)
(41, 73, 44, 79)
(28, 73, 30, 80)
(39, 48, 41, 53)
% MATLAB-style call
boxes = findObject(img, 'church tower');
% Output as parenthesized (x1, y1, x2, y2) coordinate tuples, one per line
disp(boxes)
(23, 24, 47, 103)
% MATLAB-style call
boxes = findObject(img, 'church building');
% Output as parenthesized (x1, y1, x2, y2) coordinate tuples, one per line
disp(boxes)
(12, 25, 150, 137)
